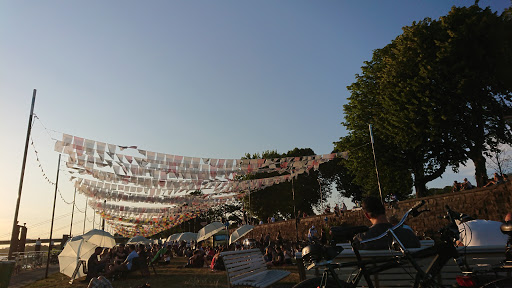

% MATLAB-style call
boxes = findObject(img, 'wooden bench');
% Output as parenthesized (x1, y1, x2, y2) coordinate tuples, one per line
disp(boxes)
(299, 242, 507, 287)
(220, 249, 291, 288)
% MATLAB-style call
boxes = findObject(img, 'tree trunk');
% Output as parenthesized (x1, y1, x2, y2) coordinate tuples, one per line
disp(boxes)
(412, 165, 428, 198)
(472, 153, 487, 187)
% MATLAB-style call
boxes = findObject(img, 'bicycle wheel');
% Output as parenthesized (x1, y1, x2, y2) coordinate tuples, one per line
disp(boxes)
(293, 276, 347, 288)
(480, 277, 512, 288)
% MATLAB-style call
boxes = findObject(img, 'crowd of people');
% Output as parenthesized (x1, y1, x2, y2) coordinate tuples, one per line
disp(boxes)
(82, 177, 511, 287)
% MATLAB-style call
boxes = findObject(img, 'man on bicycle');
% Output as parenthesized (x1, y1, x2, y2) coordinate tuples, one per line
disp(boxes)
(354, 197, 420, 249)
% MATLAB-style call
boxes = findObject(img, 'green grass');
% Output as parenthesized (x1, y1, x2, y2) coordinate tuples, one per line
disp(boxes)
(25, 257, 301, 288)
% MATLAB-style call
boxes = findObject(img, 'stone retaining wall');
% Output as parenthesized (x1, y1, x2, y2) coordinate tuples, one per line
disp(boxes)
(239, 182, 512, 242)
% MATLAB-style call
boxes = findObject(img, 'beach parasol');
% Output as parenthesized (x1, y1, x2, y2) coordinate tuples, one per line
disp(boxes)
(82, 229, 116, 248)
(58, 237, 97, 279)
(175, 232, 198, 242)
(127, 235, 151, 244)
(197, 222, 225, 242)
(166, 233, 181, 242)
(229, 225, 254, 245)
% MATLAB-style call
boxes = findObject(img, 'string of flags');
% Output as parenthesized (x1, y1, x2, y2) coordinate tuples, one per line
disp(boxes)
(53, 133, 348, 236)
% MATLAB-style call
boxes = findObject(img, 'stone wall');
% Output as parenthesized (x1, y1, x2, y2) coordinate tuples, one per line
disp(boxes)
(240, 181, 512, 242)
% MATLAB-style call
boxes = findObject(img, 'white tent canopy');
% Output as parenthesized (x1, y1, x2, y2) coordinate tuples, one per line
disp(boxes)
(197, 222, 225, 242)
(229, 225, 254, 245)
(58, 238, 97, 279)
(82, 229, 116, 248)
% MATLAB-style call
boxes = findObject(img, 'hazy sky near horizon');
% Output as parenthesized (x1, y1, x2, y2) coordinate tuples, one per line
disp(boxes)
(1, 1, 509, 241)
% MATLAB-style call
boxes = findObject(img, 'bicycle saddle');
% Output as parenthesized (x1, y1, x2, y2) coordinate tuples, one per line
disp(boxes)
(330, 226, 369, 242)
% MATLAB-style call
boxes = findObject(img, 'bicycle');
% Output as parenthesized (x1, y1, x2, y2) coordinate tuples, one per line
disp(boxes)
(448, 208, 512, 288)
(293, 201, 472, 288)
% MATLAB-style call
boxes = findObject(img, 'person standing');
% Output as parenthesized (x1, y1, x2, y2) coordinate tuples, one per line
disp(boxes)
(308, 225, 318, 243)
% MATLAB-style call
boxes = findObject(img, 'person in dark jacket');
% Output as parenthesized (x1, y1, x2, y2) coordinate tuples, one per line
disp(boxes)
(354, 197, 420, 250)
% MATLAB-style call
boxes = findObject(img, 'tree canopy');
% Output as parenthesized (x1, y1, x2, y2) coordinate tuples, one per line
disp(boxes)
(239, 148, 332, 221)
(339, 4, 512, 198)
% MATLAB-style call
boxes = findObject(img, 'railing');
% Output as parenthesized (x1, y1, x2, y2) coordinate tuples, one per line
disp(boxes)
(0, 251, 61, 273)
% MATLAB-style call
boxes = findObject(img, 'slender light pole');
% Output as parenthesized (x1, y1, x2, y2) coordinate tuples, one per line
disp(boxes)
(69, 188, 77, 236)
(83, 198, 88, 234)
(8, 89, 37, 260)
(292, 171, 298, 242)
(46, 154, 61, 278)
(369, 124, 384, 204)
(102, 200, 106, 230)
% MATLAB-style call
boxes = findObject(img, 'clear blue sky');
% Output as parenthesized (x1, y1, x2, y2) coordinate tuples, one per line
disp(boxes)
(1, 0, 509, 241)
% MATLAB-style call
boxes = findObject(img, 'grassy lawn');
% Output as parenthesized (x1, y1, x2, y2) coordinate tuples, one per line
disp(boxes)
(25, 257, 301, 288)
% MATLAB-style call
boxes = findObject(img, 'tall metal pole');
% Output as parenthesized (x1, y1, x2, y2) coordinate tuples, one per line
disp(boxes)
(292, 172, 298, 242)
(69, 188, 77, 236)
(83, 198, 88, 234)
(8, 89, 37, 260)
(102, 200, 106, 230)
(92, 208, 95, 229)
(46, 154, 61, 278)
(369, 124, 384, 204)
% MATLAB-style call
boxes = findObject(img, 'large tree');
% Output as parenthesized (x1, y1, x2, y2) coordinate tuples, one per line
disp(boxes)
(341, 4, 512, 197)
(239, 148, 329, 220)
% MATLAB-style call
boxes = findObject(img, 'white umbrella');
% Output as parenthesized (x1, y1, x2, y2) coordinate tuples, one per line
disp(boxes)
(82, 229, 116, 248)
(229, 225, 254, 245)
(197, 222, 225, 242)
(58, 238, 97, 279)
(166, 233, 181, 242)
(127, 235, 151, 244)
(175, 232, 198, 242)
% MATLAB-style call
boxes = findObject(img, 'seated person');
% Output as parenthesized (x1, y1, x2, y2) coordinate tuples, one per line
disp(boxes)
(150, 246, 168, 265)
(106, 244, 139, 276)
(114, 244, 128, 265)
(263, 247, 273, 265)
(163, 250, 172, 265)
(462, 178, 473, 190)
(184, 250, 204, 268)
(86, 247, 108, 281)
(354, 197, 420, 250)
(484, 173, 504, 187)
(272, 246, 285, 266)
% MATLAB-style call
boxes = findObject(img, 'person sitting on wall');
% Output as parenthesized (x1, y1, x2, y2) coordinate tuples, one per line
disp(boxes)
(354, 197, 420, 250)
(484, 173, 504, 187)
(452, 181, 462, 192)
(334, 204, 340, 216)
(462, 178, 474, 190)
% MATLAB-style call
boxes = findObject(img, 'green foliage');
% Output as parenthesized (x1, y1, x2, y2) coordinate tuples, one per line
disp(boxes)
(240, 148, 326, 220)
(341, 4, 512, 196)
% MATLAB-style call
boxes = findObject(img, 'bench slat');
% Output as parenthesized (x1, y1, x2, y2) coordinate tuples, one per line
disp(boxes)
(220, 249, 290, 288)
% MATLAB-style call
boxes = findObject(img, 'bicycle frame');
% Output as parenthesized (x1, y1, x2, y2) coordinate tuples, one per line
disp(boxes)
(311, 202, 465, 288)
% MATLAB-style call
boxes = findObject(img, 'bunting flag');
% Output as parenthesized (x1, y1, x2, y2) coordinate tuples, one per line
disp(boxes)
(55, 133, 348, 237)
